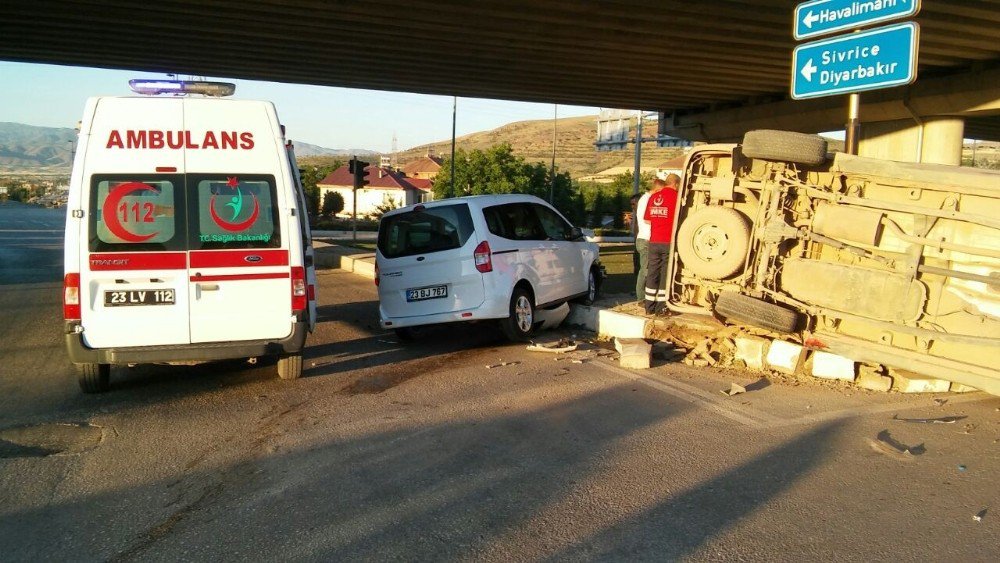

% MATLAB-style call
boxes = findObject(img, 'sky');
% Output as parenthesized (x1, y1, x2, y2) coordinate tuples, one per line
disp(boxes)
(0, 62, 601, 153)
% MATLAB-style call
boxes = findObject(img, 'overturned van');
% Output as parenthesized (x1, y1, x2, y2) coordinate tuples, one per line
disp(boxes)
(668, 130, 1000, 395)
(63, 80, 318, 393)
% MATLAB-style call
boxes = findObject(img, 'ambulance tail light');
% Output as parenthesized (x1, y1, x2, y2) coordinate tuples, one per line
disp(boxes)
(291, 267, 307, 312)
(64, 273, 81, 320)
(474, 241, 493, 273)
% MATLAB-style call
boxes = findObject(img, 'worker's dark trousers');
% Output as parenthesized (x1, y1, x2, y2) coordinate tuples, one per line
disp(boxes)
(644, 242, 671, 314)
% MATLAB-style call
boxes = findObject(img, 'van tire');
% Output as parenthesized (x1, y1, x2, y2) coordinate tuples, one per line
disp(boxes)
(742, 130, 828, 166)
(676, 206, 751, 280)
(277, 354, 303, 380)
(500, 288, 535, 341)
(78, 363, 110, 393)
(714, 292, 803, 333)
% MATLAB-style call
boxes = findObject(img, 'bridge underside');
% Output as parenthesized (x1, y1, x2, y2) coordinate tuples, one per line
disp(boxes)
(2, 1, 999, 140)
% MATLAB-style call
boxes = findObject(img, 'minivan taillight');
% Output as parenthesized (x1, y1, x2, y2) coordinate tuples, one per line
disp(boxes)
(474, 241, 492, 273)
(374, 261, 380, 286)
(63, 273, 81, 320)
(291, 266, 307, 312)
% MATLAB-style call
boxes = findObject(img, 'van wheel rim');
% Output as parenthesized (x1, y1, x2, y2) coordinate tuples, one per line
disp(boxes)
(692, 224, 730, 261)
(514, 296, 533, 332)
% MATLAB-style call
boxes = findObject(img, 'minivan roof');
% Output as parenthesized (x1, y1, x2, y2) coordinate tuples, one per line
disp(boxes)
(384, 193, 545, 218)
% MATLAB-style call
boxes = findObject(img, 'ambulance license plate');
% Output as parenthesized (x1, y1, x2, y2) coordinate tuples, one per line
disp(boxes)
(104, 289, 175, 307)
(406, 285, 447, 302)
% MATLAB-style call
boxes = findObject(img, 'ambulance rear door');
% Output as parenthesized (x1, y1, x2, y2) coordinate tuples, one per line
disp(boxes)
(183, 99, 295, 344)
(78, 98, 192, 348)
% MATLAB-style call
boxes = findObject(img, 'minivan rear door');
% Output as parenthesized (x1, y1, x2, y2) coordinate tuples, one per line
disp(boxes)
(377, 203, 484, 318)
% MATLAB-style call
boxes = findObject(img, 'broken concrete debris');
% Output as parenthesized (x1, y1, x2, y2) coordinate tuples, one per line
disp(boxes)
(486, 361, 521, 369)
(526, 339, 578, 354)
(891, 414, 967, 424)
(721, 382, 747, 396)
(614, 338, 652, 370)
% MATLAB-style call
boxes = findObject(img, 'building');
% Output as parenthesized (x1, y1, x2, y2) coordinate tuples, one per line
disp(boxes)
(401, 154, 443, 180)
(317, 164, 431, 218)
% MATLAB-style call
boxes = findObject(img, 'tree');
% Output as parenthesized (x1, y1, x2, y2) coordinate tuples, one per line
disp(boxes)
(432, 143, 584, 224)
(372, 196, 400, 219)
(298, 161, 342, 216)
(321, 191, 344, 216)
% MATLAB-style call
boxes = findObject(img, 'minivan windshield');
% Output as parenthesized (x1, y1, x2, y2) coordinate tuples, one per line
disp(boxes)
(378, 203, 474, 258)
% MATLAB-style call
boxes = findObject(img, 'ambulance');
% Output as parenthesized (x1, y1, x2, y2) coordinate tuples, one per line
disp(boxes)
(63, 79, 318, 393)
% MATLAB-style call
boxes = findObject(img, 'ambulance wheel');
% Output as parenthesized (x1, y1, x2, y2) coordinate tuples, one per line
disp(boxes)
(277, 354, 303, 380)
(500, 287, 535, 342)
(78, 363, 110, 393)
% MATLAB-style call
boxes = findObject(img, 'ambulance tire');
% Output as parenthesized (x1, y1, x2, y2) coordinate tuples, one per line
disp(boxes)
(500, 287, 535, 342)
(78, 363, 111, 393)
(742, 129, 828, 166)
(676, 206, 751, 280)
(277, 353, 303, 380)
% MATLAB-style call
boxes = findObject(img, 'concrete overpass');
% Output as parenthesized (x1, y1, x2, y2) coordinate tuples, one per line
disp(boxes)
(2, 1, 998, 161)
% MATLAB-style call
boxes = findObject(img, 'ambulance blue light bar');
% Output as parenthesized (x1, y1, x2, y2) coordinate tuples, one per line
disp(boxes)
(128, 79, 236, 97)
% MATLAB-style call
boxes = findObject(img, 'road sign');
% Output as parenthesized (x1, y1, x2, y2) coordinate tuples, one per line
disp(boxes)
(794, 0, 921, 40)
(791, 22, 918, 100)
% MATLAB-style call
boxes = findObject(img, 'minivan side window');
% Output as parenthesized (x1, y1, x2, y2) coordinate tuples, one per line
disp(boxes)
(483, 203, 546, 241)
(189, 175, 281, 249)
(532, 203, 573, 240)
(378, 203, 474, 258)
(89, 175, 185, 252)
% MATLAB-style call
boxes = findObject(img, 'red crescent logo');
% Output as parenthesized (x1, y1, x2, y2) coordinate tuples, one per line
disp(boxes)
(209, 195, 260, 232)
(101, 182, 160, 243)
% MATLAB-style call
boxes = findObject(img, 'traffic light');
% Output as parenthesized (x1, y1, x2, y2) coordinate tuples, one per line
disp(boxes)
(349, 157, 370, 190)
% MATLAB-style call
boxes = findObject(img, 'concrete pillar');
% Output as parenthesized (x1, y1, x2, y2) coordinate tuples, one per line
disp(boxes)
(920, 117, 964, 165)
(858, 117, 964, 165)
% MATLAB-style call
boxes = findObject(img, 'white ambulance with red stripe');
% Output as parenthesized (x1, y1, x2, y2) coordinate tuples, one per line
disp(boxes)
(63, 80, 317, 392)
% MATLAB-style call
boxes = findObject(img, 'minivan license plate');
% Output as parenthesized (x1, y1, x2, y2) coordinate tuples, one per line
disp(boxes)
(104, 289, 175, 307)
(406, 285, 447, 302)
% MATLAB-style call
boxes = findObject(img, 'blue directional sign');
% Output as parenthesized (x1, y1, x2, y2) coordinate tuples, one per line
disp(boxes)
(794, 0, 921, 40)
(791, 22, 918, 100)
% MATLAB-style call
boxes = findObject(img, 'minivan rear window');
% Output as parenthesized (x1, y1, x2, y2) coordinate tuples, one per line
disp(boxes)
(378, 203, 474, 258)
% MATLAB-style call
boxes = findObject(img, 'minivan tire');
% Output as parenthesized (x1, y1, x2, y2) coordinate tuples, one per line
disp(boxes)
(78, 363, 110, 393)
(277, 354, 303, 380)
(742, 130, 828, 166)
(714, 292, 803, 333)
(500, 288, 535, 341)
(574, 268, 600, 306)
(676, 206, 751, 280)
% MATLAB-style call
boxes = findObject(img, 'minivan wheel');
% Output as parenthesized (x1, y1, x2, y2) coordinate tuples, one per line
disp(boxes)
(742, 129, 828, 166)
(574, 268, 599, 306)
(714, 292, 803, 333)
(277, 354, 303, 380)
(501, 288, 535, 341)
(78, 363, 111, 393)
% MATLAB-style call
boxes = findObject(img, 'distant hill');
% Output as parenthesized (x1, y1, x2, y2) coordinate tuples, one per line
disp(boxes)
(397, 115, 687, 179)
(0, 122, 375, 175)
(0, 122, 77, 174)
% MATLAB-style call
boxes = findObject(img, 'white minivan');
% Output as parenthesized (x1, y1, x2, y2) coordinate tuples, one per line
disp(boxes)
(376, 194, 601, 341)
(63, 80, 318, 393)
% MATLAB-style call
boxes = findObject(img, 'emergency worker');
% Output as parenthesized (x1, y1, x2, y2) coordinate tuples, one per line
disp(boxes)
(643, 174, 680, 315)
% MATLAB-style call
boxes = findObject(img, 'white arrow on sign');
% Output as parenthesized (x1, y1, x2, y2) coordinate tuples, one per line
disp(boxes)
(803, 10, 819, 29)
(800, 58, 818, 82)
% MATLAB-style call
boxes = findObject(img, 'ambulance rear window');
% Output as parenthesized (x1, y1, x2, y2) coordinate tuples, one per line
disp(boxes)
(189, 175, 281, 249)
(89, 176, 184, 252)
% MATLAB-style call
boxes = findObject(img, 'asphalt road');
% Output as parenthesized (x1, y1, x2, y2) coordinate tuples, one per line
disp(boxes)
(0, 201, 65, 286)
(0, 203, 999, 561)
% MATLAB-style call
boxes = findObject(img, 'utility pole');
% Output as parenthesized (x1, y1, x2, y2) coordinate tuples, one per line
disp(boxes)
(632, 111, 644, 195)
(450, 96, 457, 197)
(549, 104, 557, 203)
